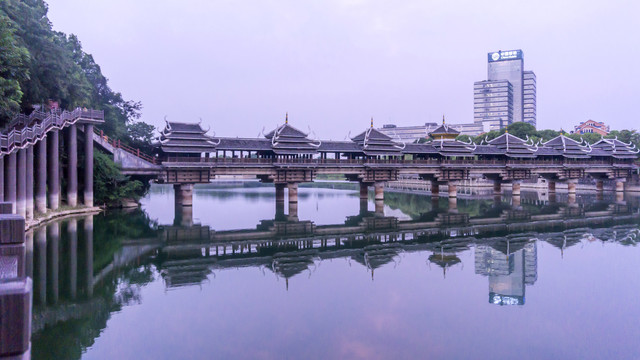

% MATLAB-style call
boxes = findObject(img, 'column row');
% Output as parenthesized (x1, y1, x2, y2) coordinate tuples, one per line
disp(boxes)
(0, 124, 94, 220)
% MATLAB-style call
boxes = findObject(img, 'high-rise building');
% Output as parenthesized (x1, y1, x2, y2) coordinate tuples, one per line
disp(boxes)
(473, 80, 513, 132)
(474, 49, 536, 131)
(523, 71, 537, 126)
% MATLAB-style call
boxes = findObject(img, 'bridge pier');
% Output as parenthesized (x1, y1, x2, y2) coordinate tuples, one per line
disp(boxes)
(596, 180, 604, 192)
(448, 182, 457, 198)
(615, 179, 625, 193)
(174, 204, 193, 227)
(4, 152, 16, 213)
(374, 200, 384, 215)
(567, 180, 577, 195)
(288, 201, 299, 221)
(36, 137, 47, 213)
(84, 124, 94, 207)
(493, 181, 502, 195)
(374, 182, 384, 201)
(174, 183, 194, 206)
(48, 130, 60, 210)
(431, 181, 440, 196)
(17, 149, 26, 218)
(275, 184, 286, 203)
(548, 181, 556, 193)
(66, 125, 78, 207)
(512, 195, 521, 208)
(359, 182, 369, 200)
(511, 181, 521, 196)
(68, 218, 78, 299)
(288, 183, 298, 203)
(26, 146, 34, 220)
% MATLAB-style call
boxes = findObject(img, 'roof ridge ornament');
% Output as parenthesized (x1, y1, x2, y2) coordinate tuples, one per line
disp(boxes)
(371, 117, 374, 128)
(285, 112, 288, 124)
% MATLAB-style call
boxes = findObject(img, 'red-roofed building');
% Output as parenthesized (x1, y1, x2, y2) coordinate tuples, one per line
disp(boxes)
(574, 120, 610, 136)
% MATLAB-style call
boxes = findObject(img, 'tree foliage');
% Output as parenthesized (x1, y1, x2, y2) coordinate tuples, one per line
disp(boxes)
(0, 0, 154, 147)
(93, 151, 145, 206)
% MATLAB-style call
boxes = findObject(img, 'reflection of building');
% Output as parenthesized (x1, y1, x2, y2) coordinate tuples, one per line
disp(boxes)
(474, 49, 537, 131)
(573, 120, 610, 136)
(474, 241, 537, 306)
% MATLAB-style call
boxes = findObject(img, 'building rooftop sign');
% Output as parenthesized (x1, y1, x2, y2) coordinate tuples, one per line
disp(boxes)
(488, 49, 523, 62)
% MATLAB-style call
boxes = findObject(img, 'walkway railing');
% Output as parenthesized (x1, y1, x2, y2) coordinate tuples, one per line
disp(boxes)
(94, 129, 157, 164)
(163, 157, 620, 167)
(1, 108, 104, 155)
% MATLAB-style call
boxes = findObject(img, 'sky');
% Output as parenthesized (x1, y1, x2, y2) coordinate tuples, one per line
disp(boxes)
(46, 0, 640, 139)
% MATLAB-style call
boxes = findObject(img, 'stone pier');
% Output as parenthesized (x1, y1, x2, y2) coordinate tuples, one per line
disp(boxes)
(493, 181, 502, 195)
(512, 181, 521, 196)
(35, 137, 47, 213)
(548, 181, 556, 193)
(359, 182, 369, 200)
(17, 149, 26, 217)
(431, 181, 440, 196)
(567, 180, 577, 195)
(84, 124, 94, 207)
(596, 180, 604, 192)
(26, 146, 34, 220)
(174, 183, 194, 206)
(275, 184, 286, 203)
(66, 125, 78, 207)
(448, 182, 457, 198)
(374, 182, 384, 201)
(47, 130, 60, 210)
(287, 183, 298, 203)
(4, 152, 16, 213)
(615, 179, 625, 193)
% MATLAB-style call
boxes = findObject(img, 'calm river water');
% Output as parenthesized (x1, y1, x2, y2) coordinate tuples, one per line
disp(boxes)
(29, 183, 640, 359)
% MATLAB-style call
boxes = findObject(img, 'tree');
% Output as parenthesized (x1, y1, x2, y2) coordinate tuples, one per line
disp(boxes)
(506, 122, 537, 140)
(0, 14, 29, 122)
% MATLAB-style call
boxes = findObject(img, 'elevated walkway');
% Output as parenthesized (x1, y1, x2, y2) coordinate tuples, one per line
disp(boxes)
(90, 129, 162, 176)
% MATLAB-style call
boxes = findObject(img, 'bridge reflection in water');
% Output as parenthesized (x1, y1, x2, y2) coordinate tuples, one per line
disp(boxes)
(26, 190, 640, 358)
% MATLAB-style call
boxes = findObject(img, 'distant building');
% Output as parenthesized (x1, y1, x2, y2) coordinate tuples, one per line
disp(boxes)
(474, 49, 537, 131)
(574, 120, 610, 136)
(378, 120, 482, 143)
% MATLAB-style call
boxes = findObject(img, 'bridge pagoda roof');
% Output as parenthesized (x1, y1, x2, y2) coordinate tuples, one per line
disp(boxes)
(351, 122, 405, 156)
(541, 135, 591, 158)
(264, 116, 320, 155)
(432, 138, 476, 157)
(403, 143, 439, 154)
(591, 138, 639, 159)
(487, 133, 537, 158)
(429, 117, 460, 141)
(158, 121, 218, 154)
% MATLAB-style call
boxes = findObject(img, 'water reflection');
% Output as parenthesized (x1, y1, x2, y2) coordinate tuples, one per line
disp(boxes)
(27, 186, 640, 359)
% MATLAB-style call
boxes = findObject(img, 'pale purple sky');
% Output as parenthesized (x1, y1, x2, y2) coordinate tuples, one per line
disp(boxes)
(47, 0, 639, 139)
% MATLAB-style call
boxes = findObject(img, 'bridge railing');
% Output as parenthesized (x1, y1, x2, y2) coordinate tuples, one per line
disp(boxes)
(94, 129, 158, 164)
(161, 156, 625, 168)
(1, 107, 105, 155)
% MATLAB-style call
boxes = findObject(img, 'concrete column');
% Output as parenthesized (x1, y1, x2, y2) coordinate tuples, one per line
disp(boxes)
(84, 124, 94, 207)
(359, 198, 368, 215)
(512, 195, 521, 207)
(16, 148, 26, 218)
(359, 182, 369, 200)
(48, 129, 60, 210)
(36, 138, 47, 213)
(374, 200, 384, 215)
(512, 181, 521, 196)
(287, 201, 299, 221)
(596, 180, 604, 192)
(448, 182, 457, 198)
(287, 183, 298, 203)
(431, 181, 440, 196)
(448, 197, 458, 212)
(275, 184, 286, 203)
(493, 181, 502, 195)
(567, 181, 577, 195)
(66, 124, 78, 207)
(4, 152, 16, 213)
(47, 222, 60, 304)
(84, 216, 94, 297)
(174, 204, 193, 227)
(615, 179, 625, 193)
(374, 182, 384, 201)
(26, 146, 34, 220)
(0, 157, 3, 202)
(174, 183, 194, 206)
(548, 180, 556, 193)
